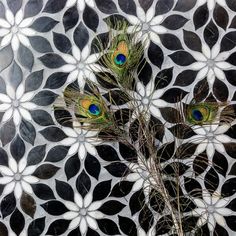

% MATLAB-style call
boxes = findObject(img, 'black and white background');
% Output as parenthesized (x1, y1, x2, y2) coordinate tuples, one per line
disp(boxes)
(0, 0, 235, 235)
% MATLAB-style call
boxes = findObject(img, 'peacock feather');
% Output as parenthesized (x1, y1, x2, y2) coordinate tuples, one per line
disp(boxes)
(112, 40, 128, 66)
(75, 95, 111, 125)
(98, 20, 144, 88)
(62, 85, 113, 130)
(186, 102, 218, 125)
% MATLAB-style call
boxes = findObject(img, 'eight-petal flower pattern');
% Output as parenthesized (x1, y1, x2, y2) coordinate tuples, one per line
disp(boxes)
(60, 121, 101, 160)
(0, 9, 35, 51)
(192, 190, 232, 232)
(0, 156, 38, 199)
(126, 158, 155, 196)
(127, 6, 167, 46)
(131, 80, 167, 119)
(61, 45, 103, 89)
(191, 44, 232, 85)
(190, 124, 231, 158)
(0, 83, 36, 126)
(63, 192, 103, 234)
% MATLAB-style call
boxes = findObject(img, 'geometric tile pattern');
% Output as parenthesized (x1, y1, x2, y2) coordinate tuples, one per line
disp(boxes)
(0, 0, 235, 235)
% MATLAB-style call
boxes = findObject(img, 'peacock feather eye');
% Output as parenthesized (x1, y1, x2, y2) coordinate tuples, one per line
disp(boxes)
(186, 103, 218, 125)
(114, 53, 126, 66)
(112, 41, 128, 67)
(72, 92, 114, 131)
(80, 99, 101, 117)
(97, 20, 144, 88)
(88, 104, 101, 116)
(191, 108, 207, 122)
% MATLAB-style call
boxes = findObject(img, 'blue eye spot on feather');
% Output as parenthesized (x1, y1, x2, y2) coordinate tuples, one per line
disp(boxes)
(114, 53, 126, 66)
(186, 103, 218, 125)
(192, 109, 203, 121)
(89, 104, 101, 116)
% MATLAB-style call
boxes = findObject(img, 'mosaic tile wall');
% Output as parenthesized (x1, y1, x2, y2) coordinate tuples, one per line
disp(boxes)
(0, 0, 236, 235)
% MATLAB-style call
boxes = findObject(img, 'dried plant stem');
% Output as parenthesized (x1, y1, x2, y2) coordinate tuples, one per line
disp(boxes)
(142, 125, 184, 236)
(151, 156, 184, 236)
(117, 115, 185, 236)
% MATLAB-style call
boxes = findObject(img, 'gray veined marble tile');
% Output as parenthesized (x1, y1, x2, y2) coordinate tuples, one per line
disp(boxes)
(0, 0, 235, 235)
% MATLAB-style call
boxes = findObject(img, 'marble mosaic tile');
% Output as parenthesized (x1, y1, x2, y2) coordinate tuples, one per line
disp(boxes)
(0, 0, 235, 235)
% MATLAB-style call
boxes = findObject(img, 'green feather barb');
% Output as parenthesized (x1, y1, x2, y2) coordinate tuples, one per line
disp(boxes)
(186, 102, 218, 125)
(99, 20, 144, 88)
(63, 87, 113, 130)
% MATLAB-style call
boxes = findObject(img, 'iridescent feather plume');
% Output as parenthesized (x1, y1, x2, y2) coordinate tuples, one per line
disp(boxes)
(97, 20, 144, 88)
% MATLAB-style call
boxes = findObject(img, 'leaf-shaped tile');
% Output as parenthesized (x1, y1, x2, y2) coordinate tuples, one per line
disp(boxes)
(95, 0, 118, 14)
(53, 32, 72, 54)
(73, 22, 89, 51)
(0, 222, 8, 236)
(193, 3, 209, 30)
(43, 0, 67, 13)
(20, 192, 36, 218)
(213, 3, 229, 30)
(169, 51, 196, 66)
(155, 67, 173, 89)
(28, 217, 45, 236)
(65, 154, 81, 180)
(39, 53, 66, 68)
(110, 181, 134, 198)
(104, 162, 130, 177)
(0, 45, 13, 72)
(221, 178, 236, 197)
(148, 42, 163, 68)
(7, 0, 22, 14)
(173, 0, 196, 12)
(204, 20, 219, 48)
(118, 0, 136, 15)
(31, 17, 59, 32)
(39, 127, 66, 141)
(33, 164, 60, 179)
(10, 135, 25, 161)
(41, 200, 68, 215)
(161, 15, 188, 30)
(24, 70, 44, 93)
(63, 6, 79, 32)
(27, 144, 46, 166)
(93, 180, 112, 201)
(31, 183, 55, 200)
(29, 36, 53, 53)
(55, 180, 74, 202)
(220, 32, 236, 52)
(129, 189, 145, 215)
(0, 119, 16, 146)
(31, 110, 54, 126)
(76, 170, 91, 198)
(83, 5, 99, 32)
(98, 200, 125, 215)
(45, 146, 69, 163)
(155, 0, 174, 15)
(18, 44, 34, 70)
(1, 193, 16, 218)
(96, 145, 120, 162)
(20, 119, 36, 145)
(85, 154, 100, 180)
(24, 0, 43, 18)
(118, 216, 137, 236)
(10, 208, 25, 235)
(159, 33, 183, 50)
(138, 205, 154, 233)
(97, 219, 120, 235)
(46, 219, 70, 235)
